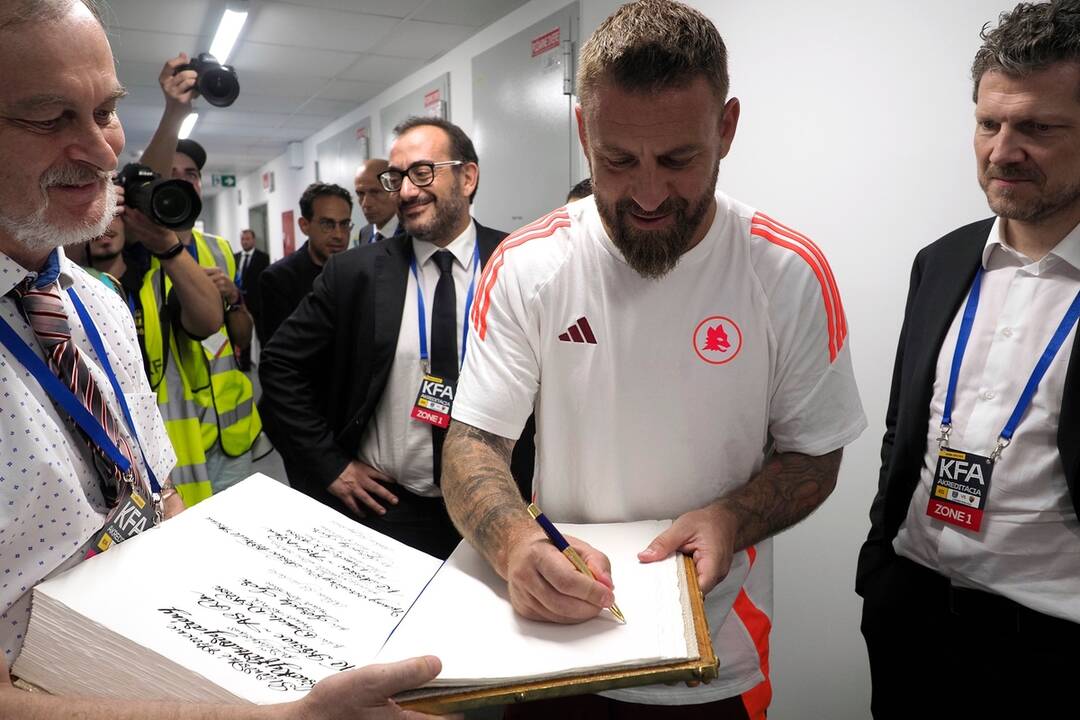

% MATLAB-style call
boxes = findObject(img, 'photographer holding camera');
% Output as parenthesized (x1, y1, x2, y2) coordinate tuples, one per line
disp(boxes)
(130, 52, 262, 507)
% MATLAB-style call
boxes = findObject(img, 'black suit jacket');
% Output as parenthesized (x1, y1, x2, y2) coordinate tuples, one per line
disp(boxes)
(856, 218, 1080, 594)
(234, 248, 269, 321)
(257, 242, 323, 344)
(259, 221, 535, 513)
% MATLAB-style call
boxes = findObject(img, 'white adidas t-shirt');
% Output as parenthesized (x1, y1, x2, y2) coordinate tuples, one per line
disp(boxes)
(453, 191, 866, 705)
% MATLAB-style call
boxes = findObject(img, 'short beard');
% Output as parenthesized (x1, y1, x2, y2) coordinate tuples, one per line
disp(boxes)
(980, 163, 1080, 224)
(595, 164, 717, 279)
(0, 164, 117, 253)
(401, 175, 469, 245)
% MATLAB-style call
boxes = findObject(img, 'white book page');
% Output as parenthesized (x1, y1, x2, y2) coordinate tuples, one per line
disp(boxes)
(31, 475, 443, 704)
(377, 520, 692, 685)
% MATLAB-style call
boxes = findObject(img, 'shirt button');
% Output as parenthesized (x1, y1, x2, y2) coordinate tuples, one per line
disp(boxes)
(1002, 327, 1013, 337)
(983, 390, 996, 401)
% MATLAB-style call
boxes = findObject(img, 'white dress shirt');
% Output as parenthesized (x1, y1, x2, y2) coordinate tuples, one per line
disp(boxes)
(0, 250, 176, 662)
(357, 220, 479, 496)
(376, 216, 399, 241)
(894, 217, 1080, 622)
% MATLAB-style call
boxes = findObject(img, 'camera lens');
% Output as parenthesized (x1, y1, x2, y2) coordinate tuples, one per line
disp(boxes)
(198, 66, 240, 107)
(152, 186, 193, 226)
(118, 163, 201, 230)
(146, 179, 201, 230)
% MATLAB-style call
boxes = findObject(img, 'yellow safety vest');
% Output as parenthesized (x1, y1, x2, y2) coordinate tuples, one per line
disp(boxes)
(138, 229, 261, 507)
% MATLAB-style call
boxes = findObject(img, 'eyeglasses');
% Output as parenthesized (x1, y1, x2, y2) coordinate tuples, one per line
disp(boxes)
(378, 160, 464, 192)
(316, 218, 354, 232)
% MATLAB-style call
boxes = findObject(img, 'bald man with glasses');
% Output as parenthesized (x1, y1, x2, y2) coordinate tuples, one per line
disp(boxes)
(259, 117, 535, 559)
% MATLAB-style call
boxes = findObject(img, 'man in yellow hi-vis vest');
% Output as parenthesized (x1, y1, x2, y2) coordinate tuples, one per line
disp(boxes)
(137, 86, 262, 506)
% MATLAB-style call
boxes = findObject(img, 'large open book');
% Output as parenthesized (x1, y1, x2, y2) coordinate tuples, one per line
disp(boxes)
(12, 474, 716, 712)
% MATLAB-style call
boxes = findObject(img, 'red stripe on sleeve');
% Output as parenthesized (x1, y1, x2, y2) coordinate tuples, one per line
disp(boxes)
(750, 214, 845, 362)
(754, 213, 848, 340)
(472, 209, 571, 340)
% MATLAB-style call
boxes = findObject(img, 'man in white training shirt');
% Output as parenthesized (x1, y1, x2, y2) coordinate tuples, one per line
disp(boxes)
(441, 1, 866, 718)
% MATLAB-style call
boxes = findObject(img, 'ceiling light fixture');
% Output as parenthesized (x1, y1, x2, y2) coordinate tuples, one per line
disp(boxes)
(178, 112, 199, 140)
(209, 7, 248, 64)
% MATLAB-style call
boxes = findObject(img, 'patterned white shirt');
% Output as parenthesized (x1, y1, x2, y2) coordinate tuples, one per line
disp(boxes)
(0, 249, 175, 663)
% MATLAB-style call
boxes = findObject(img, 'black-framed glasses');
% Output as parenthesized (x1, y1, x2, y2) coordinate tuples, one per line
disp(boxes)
(378, 160, 464, 192)
(316, 218, 354, 232)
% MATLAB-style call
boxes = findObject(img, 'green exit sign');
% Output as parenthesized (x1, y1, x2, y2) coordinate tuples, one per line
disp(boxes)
(212, 174, 237, 187)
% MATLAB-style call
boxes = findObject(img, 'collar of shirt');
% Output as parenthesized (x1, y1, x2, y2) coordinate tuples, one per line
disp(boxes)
(377, 216, 399, 239)
(0, 248, 75, 296)
(984, 216, 1080, 274)
(411, 218, 476, 272)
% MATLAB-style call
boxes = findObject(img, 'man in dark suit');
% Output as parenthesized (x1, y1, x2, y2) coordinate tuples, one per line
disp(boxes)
(233, 228, 269, 369)
(257, 182, 352, 344)
(858, 2, 1080, 715)
(260, 117, 532, 559)
(353, 158, 404, 246)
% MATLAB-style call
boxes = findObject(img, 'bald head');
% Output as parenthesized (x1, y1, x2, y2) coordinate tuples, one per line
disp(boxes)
(354, 158, 399, 228)
(0, 0, 100, 32)
(0, 0, 122, 266)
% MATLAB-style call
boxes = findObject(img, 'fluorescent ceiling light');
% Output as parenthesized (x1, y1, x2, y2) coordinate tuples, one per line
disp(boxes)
(209, 8, 248, 64)
(178, 112, 199, 140)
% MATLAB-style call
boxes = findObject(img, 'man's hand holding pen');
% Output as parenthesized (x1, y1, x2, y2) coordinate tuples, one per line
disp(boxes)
(502, 527, 616, 624)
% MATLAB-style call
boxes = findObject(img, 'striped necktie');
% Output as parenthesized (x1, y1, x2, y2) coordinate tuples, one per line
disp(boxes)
(14, 278, 136, 506)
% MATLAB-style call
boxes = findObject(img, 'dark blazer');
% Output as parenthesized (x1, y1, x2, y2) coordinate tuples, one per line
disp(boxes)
(257, 242, 323, 344)
(234, 248, 269, 322)
(259, 221, 535, 514)
(856, 218, 1080, 594)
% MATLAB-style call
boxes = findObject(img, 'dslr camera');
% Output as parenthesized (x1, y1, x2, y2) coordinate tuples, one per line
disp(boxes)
(115, 164, 202, 230)
(176, 52, 240, 107)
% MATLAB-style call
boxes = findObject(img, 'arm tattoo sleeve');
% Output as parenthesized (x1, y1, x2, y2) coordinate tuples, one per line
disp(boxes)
(722, 448, 843, 551)
(442, 421, 528, 571)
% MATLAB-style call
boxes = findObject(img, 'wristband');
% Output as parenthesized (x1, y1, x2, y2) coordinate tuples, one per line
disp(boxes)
(150, 242, 185, 260)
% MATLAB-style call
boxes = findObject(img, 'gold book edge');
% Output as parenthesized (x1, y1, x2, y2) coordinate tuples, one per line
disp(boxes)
(398, 554, 718, 713)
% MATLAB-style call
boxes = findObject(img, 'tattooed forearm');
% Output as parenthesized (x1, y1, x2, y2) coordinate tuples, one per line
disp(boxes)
(442, 421, 530, 574)
(719, 449, 842, 552)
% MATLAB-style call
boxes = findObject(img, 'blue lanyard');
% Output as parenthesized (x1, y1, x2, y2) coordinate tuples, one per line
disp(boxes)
(0, 288, 161, 494)
(408, 243, 481, 369)
(941, 266, 1080, 458)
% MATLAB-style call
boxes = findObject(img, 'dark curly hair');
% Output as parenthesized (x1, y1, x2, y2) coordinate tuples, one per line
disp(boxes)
(299, 182, 352, 221)
(972, 0, 1080, 100)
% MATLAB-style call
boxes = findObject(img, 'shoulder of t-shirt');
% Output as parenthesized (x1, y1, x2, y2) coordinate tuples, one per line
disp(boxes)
(471, 203, 581, 339)
(734, 200, 849, 364)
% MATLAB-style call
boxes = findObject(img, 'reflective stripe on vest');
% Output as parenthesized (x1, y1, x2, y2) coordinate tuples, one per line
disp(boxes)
(140, 229, 261, 506)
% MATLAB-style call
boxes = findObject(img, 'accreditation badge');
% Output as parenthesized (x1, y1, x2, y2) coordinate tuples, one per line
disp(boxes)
(84, 490, 157, 558)
(926, 447, 992, 532)
(410, 373, 455, 428)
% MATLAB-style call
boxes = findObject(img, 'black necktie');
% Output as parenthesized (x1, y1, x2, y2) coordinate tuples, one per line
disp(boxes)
(372, 229, 383, 244)
(429, 249, 457, 485)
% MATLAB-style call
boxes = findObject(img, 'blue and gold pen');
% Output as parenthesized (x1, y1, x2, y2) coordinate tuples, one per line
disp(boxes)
(527, 503, 627, 623)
